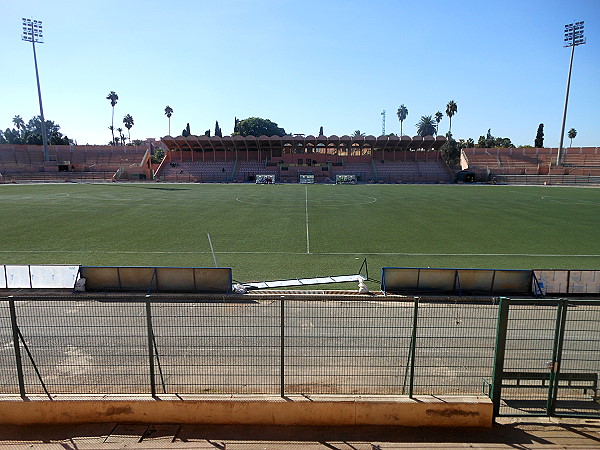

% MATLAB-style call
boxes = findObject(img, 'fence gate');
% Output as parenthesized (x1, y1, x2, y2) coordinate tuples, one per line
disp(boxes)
(491, 298, 600, 418)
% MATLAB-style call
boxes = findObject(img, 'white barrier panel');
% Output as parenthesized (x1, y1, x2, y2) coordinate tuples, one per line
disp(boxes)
(1, 265, 79, 289)
(30, 265, 79, 288)
(4, 265, 31, 289)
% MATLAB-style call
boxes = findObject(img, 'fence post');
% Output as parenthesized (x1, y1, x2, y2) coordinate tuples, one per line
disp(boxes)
(8, 300, 26, 398)
(280, 296, 285, 398)
(548, 298, 568, 415)
(145, 302, 156, 397)
(491, 297, 510, 417)
(408, 296, 419, 398)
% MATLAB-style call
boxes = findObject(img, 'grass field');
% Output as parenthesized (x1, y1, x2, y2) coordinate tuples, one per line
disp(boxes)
(0, 183, 599, 288)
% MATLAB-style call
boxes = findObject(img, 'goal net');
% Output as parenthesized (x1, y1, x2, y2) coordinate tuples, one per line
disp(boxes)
(256, 174, 275, 184)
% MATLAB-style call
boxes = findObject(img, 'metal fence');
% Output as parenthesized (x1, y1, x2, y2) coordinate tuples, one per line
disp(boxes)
(0, 297, 499, 397)
(490, 298, 600, 418)
(0, 172, 118, 183)
(495, 174, 600, 185)
(2, 296, 599, 419)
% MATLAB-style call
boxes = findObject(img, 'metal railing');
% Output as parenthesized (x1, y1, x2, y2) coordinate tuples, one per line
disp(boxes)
(2, 295, 598, 419)
(0, 297, 499, 397)
(495, 174, 600, 185)
(490, 298, 600, 418)
(0, 171, 117, 183)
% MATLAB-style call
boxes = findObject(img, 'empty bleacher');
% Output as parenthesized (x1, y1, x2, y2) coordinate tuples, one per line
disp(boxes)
(563, 147, 600, 168)
(154, 156, 455, 184)
(330, 162, 376, 183)
(463, 148, 556, 172)
(462, 147, 600, 184)
(373, 161, 452, 183)
(160, 161, 234, 182)
(0, 144, 148, 182)
(236, 161, 278, 182)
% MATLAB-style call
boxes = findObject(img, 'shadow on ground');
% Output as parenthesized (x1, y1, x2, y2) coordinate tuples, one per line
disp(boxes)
(0, 419, 599, 448)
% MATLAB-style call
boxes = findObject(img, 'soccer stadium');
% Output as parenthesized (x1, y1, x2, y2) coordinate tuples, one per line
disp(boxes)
(1, 4, 599, 444)
(1, 137, 599, 429)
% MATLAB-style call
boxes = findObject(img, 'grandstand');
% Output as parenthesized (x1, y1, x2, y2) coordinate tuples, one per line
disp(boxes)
(6, 139, 600, 186)
(1, 135, 457, 184)
(157, 134, 453, 184)
(462, 146, 600, 184)
(0, 144, 152, 182)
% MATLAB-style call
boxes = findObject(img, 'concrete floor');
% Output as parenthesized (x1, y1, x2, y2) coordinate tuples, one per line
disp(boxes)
(1, 418, 600, 449)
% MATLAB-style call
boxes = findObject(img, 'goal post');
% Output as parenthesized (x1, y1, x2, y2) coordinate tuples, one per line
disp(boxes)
(255, 174, 275, 184)
(299, 174, 315, 184)
(336, 174, 357, 184)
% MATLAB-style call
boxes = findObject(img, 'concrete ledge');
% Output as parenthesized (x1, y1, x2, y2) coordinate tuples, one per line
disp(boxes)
(0, 395, 492, 428)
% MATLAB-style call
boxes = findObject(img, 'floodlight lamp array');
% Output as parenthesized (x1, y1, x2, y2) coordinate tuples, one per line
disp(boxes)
(22, 18, 44, 43)
(564, 21, 585, 47)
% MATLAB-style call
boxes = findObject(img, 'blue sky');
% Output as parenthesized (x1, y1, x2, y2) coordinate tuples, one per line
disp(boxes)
(2, 0, 599, 147)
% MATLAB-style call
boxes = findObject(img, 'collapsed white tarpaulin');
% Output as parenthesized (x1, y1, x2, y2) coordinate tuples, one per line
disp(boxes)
(242, 274, 365, 290)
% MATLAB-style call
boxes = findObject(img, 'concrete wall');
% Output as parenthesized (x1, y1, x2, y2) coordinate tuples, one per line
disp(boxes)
(0, 395, 492, 428)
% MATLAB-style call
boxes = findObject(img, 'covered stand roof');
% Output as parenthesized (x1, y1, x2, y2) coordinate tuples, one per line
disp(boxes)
(161, 134, 447, 152)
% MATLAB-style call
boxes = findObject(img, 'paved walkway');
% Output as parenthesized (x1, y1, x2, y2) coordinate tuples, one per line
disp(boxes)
(1, 418, 600, 449)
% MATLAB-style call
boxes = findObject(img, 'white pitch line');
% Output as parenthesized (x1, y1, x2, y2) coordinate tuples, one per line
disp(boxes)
(207, 233, 218, 267)
(1, 250, 599, 257)
(305, 185, 310, 254)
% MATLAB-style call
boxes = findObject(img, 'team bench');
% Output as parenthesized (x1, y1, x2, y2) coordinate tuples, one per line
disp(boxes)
(483, 371, 599, 399)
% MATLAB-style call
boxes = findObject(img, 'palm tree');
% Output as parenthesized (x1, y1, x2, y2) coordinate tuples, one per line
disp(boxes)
(164, 106, 173, 135)
(108, 125, 114, 144)
(106, 91, 119, 144)
(352, 130, 366, 137)
(434, 111, 443, 135)
(116, 127, 125, 146)
(568, 128, 577, 147)
(123, 114, 134, 143)
(416, 115, 437, 137)
(12, 115, 25, 132)
(396, 105, 408, 136)
(446, 100, 457, 137)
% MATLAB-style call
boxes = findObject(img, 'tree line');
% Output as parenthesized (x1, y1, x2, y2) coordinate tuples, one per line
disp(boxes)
(4, 91, 580, 169)
(0, 115, 71, 145)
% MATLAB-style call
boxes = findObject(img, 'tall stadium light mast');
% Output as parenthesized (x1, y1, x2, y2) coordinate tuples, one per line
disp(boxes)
(381, 110, 386, 136)
(557, 21, 585, 166)
(22, 18, 49, 162)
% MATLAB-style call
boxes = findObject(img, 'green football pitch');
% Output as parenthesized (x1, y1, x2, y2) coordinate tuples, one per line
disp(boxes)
(0, 183, 599, 288)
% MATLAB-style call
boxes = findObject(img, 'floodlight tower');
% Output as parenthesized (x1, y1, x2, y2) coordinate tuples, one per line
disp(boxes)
(381, 110, 386, 135)
(22, 18, 49, 162)
(557, 21, 585, 166)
